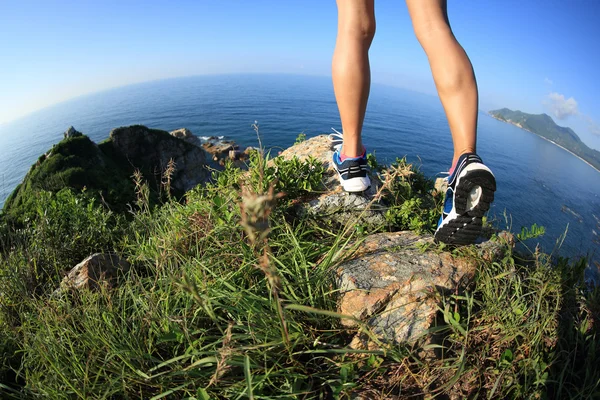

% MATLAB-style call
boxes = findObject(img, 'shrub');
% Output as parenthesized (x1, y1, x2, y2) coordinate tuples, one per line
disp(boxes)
(379, 157, 442, 233)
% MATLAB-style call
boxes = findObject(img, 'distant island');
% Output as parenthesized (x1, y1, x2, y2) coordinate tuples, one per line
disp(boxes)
(488, 108, 600, 172)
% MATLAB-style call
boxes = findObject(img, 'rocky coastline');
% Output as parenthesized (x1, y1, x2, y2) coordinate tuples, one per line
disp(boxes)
(1, 123, 595, 398)
(14, 126, 511, 347)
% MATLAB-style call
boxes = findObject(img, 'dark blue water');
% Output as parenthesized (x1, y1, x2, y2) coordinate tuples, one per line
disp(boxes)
(1, 74, 599, 273)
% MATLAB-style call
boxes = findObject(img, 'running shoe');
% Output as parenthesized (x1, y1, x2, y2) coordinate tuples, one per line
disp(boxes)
(434, 152, 496, 245)
(329, 129, 371, 192)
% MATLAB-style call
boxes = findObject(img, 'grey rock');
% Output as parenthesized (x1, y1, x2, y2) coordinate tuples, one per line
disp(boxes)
(277, 135, 386, 229)
(169, 127, 194, 140)
(337, 231, 513, 347)
(169, 128, 203, 148)
(434, 177, 448, 194)
(54, 253, 130, 296)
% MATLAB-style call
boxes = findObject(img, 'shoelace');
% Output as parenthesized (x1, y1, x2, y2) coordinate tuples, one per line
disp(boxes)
(328, 128, 344, 152)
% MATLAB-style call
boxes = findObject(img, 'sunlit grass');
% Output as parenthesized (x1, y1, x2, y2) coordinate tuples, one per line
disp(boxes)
(0, 136, 598, 399)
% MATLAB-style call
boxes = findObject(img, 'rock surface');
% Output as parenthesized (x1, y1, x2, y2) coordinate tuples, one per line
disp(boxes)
(54, 253, 130, 295)
(277, 135, 386, 229)
(169, 128, 202, 147)
(337, 231, 512, 347)
(203, 138, 249, 165)
(169, 129, 249, 166)
(434, 177, 448, 194)
(64, 126, 83, 139)
(110, 125, 213, 192)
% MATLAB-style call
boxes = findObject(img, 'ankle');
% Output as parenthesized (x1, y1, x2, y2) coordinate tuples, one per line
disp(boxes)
(341, 146, 366, 161)
(341, 144, 365, 159)
(452, 148, 476, 165)
(450, 148, 477, 174)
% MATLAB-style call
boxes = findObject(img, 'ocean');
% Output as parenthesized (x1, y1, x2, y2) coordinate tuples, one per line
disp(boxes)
(1, 74, 599, 275)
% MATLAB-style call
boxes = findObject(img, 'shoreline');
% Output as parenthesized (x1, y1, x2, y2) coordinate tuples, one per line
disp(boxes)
(487, 114, 600, 174)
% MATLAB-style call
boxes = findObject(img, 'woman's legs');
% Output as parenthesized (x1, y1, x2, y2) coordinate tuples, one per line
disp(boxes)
(406, 0, 478, 168)
(332, 0, 375, 158)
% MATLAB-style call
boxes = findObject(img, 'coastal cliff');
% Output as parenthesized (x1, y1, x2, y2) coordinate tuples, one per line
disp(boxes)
(0, 128, 597, 399)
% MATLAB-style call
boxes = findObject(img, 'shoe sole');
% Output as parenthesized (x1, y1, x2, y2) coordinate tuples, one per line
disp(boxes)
(434, 165, 496, 245)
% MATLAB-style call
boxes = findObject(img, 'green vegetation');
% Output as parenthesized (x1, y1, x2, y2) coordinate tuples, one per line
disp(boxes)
(294, 132, 307, 144)
(2, 134, 134, 224)
(379, 157, 442, 233)
(489, 108, 600, 171)
(0, 139, 598, 399)
(2, 125, 213, 226)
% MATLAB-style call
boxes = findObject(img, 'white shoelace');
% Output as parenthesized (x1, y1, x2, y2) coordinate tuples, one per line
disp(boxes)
(328, 128, 344, 152)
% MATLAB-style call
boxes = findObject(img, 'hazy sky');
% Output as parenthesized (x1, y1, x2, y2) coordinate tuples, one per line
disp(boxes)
(1, 0, 599, 149)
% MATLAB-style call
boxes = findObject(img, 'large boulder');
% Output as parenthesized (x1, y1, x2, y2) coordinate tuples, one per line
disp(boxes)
(110, 125, 213, 192)
(54, 253, 130, 295)
(337, 231, 513, 347)
(277, 135, 386, 229)
(169, 128, 203, 147)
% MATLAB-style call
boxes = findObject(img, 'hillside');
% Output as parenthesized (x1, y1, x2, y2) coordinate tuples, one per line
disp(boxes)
(489, 108, 600, 171)
(1, 131, 599, 398)
(2, 125, 213, 223)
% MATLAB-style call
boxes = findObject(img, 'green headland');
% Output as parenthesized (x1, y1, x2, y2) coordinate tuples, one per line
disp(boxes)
(489, 108, 600, 172)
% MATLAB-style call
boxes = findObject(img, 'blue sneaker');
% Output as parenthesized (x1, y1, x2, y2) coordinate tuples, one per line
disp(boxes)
(329, 129, 371, 192)
(434, 153, 496, 245)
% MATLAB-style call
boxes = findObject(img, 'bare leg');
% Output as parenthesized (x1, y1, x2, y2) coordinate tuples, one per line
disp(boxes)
(406, 0, 478, 167)
(332, 0, 375, 158)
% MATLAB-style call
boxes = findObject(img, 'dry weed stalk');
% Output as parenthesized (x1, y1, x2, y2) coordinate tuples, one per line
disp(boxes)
(239, 122, 290, 347)
(132, 169, 150, 213)
(161, 158, 176, 199)
(239, 184, 283, 245)
(240, 184, 289, 346)
(208, 323, 234, 387)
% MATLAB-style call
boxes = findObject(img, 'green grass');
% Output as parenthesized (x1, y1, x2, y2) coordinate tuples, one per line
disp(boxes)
(2, 135, 135, 223)
(0, 144, 599, 399)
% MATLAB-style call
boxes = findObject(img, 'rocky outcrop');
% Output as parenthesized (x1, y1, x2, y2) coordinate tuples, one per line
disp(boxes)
(169, 128, 203, 147)
(53, 253, 130, 295)
(336, 231, 513, 347)
(202, 139, 238, 159)
(3, 125, 221, 221)
(277, 135, 386, 229)
(64, 126, 83, 139)
(169, 128, 249, 166)
(203, 138, 249, 165)
(110, 125, 213, 192)
(434, 177, 448, 194)
(279, 136, 509, 347)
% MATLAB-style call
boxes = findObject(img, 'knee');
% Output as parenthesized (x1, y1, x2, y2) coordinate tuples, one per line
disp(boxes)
(412, 21, 452, 49)
(340, 16, 376, 44)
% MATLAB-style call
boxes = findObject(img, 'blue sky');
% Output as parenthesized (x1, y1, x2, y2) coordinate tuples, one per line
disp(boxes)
(1, 0, 599, 149)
